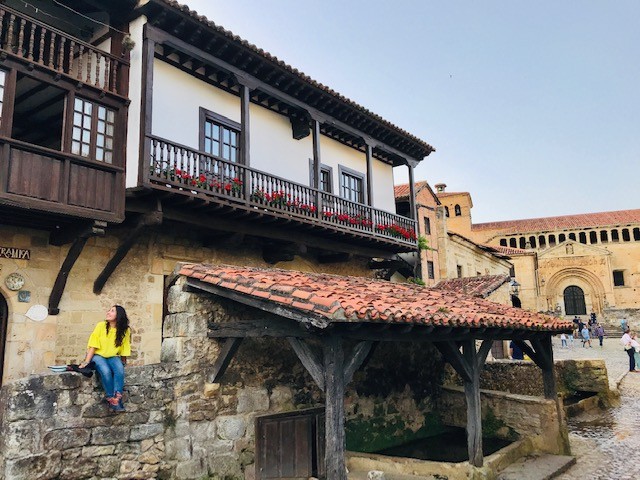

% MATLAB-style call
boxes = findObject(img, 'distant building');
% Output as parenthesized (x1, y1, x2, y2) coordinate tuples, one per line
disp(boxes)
(435, 185, 640, 323)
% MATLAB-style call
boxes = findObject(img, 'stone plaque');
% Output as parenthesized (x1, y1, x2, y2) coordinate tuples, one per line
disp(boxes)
(0, 247, 31, 260)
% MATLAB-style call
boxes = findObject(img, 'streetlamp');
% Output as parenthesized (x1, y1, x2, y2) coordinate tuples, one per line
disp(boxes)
(510, 279, 520, 296)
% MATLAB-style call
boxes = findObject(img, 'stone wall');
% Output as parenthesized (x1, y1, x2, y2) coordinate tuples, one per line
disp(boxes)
(445, 358, 610, 397)
(0, 224, 373, 384)
(0, 277, 446, 480)
(438, 387, 565, 454)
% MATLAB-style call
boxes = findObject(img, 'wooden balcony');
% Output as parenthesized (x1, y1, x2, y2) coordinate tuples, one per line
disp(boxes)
(0, 5, 128, 97)
(144, 135, 418, 253)
(0, 137, 124, 224)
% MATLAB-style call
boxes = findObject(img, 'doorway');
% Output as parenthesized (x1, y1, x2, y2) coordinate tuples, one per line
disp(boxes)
(255, 407, 324, 479)
(564, 286, 586, 315)
(0, 293, 8, 387)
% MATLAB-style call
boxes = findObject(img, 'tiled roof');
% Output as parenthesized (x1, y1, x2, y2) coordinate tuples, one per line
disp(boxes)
(394, 181, 426, 200)
(433, 275, 511, 299)
(436, 192, 467, 198)
(149, 0, 435, 157)
(447, 232, 512, 260)
(473, 209, 640, 235)
(178, 264, 572, 332)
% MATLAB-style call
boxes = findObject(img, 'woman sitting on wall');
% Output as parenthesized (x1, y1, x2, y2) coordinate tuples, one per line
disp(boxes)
(79, 305, 131, 412)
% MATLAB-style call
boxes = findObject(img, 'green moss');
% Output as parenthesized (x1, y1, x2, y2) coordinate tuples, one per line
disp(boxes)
(482, 407, 518, 440)
(346, 412, 446, 453)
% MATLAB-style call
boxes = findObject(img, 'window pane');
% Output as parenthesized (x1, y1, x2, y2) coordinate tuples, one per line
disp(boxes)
(96, 148, 104, 161)
(72, 128, 81, 141)
(98, 107, 106, 120)
(72, 140, 80, 154)
(107, 110, 114, 122)
(74, 98, 83, 111)
(81, 144, 90, 156)
(97, 120, 106, 133)
(84, 102, 92, 114)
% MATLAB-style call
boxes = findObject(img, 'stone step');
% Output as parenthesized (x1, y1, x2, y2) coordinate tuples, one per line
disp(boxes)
(497, 454, 576, 480)
(348, 470, 439, 480)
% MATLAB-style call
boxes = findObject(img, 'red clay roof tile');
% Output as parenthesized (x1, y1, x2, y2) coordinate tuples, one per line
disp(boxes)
(473, 209, 640, 234)
(178, 264, 572, 332)
(433, 275, 511, 299)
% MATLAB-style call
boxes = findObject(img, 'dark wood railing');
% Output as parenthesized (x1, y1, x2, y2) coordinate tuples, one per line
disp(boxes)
(147, 135, 417, 246)
(0, 6, 128, 96)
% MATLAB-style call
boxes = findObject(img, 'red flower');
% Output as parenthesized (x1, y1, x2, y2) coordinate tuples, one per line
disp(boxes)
(199, 174, 206, 183)
(224, 184, 232, 192)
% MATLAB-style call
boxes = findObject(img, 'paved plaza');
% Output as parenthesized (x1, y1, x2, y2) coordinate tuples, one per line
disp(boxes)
(552, 334, 640, 479)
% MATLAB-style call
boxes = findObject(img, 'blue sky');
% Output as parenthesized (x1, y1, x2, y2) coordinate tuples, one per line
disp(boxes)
(186, 1, 639, 223)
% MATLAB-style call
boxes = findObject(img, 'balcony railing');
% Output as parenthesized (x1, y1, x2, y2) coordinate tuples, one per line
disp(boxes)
(147, 135, 417, 247)
(0, 6, 128, 96)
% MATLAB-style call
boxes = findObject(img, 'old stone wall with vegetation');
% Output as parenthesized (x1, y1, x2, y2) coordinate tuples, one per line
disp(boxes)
(0, 277, 446, 480)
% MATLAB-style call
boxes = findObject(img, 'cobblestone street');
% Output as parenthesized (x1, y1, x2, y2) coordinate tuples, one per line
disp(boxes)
(552, 336, 640, 479)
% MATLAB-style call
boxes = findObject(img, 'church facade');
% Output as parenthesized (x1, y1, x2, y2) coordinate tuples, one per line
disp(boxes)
(435, 184, 640, 324)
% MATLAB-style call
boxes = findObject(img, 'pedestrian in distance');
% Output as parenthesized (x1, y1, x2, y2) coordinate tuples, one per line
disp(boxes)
(560, 333, 568, 349)
(595, 323, 605, 348)
(631, 332, 640, 371)
(581, 325, 592, 348)
(620, 327, 638, 372)
(509, 341, 524, 360)
(79, 305, 131, 412)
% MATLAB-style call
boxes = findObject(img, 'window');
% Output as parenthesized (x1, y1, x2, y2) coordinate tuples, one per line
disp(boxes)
(600, 231, 608, 243)
(309, 160, 333, 193)
(454, 204, 461, 216)
(456, 265, 463, 278)
(589, 231, 598, 244)
(444, 206, 450, 217)
(611, 229, 620, 242)
(500, 239, 507, 247)
(613, 270, 625, 287)
(579, 232, 587, 244)
(200, 108, 240, 163)
(568, 232, 576, 241)
(622, 229, 630, 242)
(339, 166, 365, 203)
(72, 98, 115, 162)
(427, 261, 435, 279)
(423, 216, 431, 235)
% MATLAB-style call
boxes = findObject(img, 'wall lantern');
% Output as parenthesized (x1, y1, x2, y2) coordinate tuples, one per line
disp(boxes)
(510, 279, 520, 296)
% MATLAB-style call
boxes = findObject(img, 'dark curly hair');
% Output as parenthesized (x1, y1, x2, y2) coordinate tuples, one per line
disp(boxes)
(105, 305, 130, 347)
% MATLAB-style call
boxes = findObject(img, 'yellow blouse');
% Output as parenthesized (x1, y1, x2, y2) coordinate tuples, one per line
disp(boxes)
(87, 321, 131, 358)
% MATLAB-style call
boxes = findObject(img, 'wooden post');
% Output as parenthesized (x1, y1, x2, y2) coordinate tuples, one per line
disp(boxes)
(240, 83, 251, 202)
(462, 340, 483, 467)
(323, 334, 346, 480)
(408, 164, 417, 222)
(139, 25, 155, 186)
(538, 335, 557, 399)
(365, 142, 373, 206)
(312, 118, 322, 215)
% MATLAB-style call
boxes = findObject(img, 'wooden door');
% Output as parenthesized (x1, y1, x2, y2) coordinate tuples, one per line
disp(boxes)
(255, 407, 324, 479)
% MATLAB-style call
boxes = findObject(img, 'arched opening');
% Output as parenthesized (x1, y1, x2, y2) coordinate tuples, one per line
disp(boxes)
(509, 238, 517, 248)
(454, 204, 462, 216)
(558, 233, 566, 243)
(528, 236, 537, 248)
(634, 228, 640, 241)
(444, 206, 449, 217)
(538, 235, 546, 248)
(0, 293, 7, 387)
(579, 232, 587, 244)
(589, 231, 598, 244)
(568, 232, 576, 241)
(519, 237, 526, 249)
(600, 230, 608, 243)
(548, 234, 556, 246)
(622, 229, 630, 242)
(564, 286, 586, 316)
(511, 295, 521, 308)
(500, 238, 507, 247)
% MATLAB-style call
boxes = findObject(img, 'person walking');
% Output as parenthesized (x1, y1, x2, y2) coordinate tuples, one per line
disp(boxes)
(595, 323, 605, 347)
(581, 325, 592, 348)
(79, 305, 131, 412)
(560, 333, 568, 349)
(621, 327, 636, 372)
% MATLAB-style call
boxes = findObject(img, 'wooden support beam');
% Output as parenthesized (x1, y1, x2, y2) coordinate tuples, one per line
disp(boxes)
(209, 338, 243, 383)
(344, 341, 374, 386)
(530, 335, 557, 399)
(207, 318, 315, 338)
(49, 220, 107, 246)
(434, 341, 471, 382)
(288, 337, 325, 390)
(462, 340, 483, 468)
(48, 232, 92, 315)
(93, 210, 162, 294)
(323, 335, 347, 480)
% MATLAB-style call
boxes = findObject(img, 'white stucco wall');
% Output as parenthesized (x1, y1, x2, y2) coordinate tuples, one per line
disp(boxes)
(125, 16, 147, 188)
(133, 55, 397, 213)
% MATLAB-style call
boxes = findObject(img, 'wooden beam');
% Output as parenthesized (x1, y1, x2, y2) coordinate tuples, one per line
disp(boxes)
(288, 337, 325, 390)
(344, 341, 374, 385)
(434, 341, 471, 382)
(48, 234, 91, 315)
(476, 339, 493, 370)
(531, 335, 557, 399)
(323, 335, 347, 480)
(207, 318, 315, 338)
(209, 338, 243, 383)
(49, 220, 107, 246)
(462, 340, 483, 467)
(93, 210, 163, 294)
(365, 143, 373, 206)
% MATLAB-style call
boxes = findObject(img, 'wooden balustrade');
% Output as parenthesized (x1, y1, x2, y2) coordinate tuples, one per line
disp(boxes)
(0, 6, 128, 96)
(148, 135, 417, 246)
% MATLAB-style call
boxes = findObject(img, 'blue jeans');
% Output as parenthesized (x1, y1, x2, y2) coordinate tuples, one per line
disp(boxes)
(92, 354, 124, 397)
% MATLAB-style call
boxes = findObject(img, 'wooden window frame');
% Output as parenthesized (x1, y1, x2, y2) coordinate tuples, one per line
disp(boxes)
(427, 260, 435, 280)
(199, 107, 242, 164)
(0, 69, 6, 122)
(338, 165, 365, 204)
(70, 96, 116, 164)
(308, 159, 333, 193)
(423, 216, 431, 235)
(454, 204, 462, 216)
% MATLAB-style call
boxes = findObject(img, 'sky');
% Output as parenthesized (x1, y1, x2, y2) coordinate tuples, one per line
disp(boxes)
(184, 1, 639, 223)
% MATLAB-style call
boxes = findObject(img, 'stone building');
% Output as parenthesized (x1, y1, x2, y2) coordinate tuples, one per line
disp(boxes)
(435, 184, 640, 323)
(0, 0, 432, 385)
(395, 181, 513, 289)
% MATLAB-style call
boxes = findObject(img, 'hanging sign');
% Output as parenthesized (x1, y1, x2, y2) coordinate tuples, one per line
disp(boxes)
(0, 247, 31, 260)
